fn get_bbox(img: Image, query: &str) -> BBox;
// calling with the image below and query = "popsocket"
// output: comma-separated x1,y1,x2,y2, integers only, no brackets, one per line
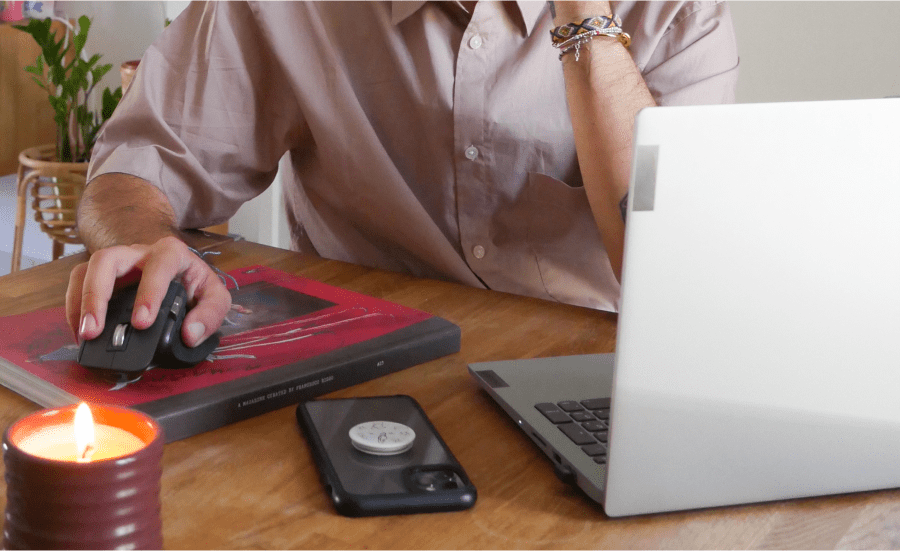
349,421,415,455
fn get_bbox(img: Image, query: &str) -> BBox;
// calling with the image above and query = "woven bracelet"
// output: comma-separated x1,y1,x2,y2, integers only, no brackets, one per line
550,15,631,61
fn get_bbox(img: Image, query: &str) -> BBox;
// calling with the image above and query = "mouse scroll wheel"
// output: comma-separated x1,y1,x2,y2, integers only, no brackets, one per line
112,323,129,348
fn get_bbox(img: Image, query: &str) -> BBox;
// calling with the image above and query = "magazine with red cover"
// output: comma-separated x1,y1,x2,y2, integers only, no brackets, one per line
0,265,461,441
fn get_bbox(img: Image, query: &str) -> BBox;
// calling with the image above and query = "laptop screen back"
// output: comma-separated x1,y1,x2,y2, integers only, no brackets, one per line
604,99,900,516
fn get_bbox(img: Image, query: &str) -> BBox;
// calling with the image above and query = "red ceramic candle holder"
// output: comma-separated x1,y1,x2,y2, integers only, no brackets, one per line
3,404,164,550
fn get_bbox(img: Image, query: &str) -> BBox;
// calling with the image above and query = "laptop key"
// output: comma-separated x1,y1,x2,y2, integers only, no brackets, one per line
593,456,607,465
557,401,585,412
581,420,606,432
594,409,610,420
581,398,611,410
582,443,608,456
558,422,595,445
535,403,562,414
592,431,609,443
542,410,573,424
570,411,594,422
535,403,573,424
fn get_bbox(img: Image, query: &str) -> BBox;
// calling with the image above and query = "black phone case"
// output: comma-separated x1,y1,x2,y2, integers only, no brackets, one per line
296,395,477,517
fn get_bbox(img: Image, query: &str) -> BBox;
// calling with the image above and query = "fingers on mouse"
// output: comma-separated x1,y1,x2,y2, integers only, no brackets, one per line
77,280,221,384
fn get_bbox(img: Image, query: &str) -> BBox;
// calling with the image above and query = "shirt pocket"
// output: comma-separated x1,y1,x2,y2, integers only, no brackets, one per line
523,172,620,312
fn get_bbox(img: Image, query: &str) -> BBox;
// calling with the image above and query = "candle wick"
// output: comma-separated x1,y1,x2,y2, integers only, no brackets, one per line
78,443,96,463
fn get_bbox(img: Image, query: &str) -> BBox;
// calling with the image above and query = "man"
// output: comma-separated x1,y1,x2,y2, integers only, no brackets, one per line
67,1,739,348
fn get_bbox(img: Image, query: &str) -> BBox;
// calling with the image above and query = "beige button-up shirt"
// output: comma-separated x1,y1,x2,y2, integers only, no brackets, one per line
89,1,739,312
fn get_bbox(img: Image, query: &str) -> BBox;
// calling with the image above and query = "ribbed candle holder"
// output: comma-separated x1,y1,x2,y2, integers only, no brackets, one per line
3,404,163,550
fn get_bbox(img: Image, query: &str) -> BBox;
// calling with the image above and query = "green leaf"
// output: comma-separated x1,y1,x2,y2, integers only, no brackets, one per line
59,133,72,163
101,86,123,121
46,25,66,66
83,53,102,70
47,94,66,115
28,75,47,92
12,18,50,46
64,65,89,98
97,61,112,74
49,63,66,88
72,15,90,57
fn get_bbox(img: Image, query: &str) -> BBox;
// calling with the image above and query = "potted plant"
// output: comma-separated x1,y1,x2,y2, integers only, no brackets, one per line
15,15,122,162
9,14,122,272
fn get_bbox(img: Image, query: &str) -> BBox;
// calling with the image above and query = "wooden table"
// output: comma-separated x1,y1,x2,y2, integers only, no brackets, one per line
1,236,899,549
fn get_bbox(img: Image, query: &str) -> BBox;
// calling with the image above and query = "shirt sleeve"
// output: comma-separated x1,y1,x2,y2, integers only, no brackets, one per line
631,1,740,106
87,0,306,229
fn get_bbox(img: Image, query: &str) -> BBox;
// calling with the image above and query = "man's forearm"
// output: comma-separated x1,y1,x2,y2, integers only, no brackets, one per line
77,173,182,253
551,2,656,282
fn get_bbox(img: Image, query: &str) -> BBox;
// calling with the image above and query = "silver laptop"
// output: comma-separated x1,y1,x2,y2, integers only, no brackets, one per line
469,98,900,517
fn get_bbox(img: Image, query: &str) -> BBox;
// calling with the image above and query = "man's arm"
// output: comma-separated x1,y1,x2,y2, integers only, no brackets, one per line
67,173,232,347
67,2,304,346
549,1,656,283
77,173,180,251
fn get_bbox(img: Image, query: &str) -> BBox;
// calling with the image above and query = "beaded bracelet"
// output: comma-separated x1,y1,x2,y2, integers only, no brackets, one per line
550,15,631,61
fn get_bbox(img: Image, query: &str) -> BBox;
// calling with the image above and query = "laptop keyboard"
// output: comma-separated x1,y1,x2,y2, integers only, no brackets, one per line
535,398,610,464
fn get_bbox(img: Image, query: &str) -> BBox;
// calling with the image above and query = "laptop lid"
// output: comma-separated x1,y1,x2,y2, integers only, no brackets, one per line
604,98,900,516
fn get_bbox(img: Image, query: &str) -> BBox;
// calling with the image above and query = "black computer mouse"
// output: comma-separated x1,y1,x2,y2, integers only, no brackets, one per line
77,280,221,384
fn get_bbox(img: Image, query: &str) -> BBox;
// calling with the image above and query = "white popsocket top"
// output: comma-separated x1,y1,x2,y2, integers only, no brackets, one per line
349,421,416,455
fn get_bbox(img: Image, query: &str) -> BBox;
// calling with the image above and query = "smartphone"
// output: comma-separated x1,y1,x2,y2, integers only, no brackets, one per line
296,395,477,517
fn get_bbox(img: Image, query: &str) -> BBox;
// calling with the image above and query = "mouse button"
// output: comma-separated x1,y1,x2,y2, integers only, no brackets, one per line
160,280,183,311
113,326,159,369
158,318,177,353
107,285,139,322
77,340,115,370
168,331,219,367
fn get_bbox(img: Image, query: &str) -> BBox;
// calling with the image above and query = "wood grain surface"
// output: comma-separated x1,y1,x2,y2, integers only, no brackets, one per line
1,236,899,549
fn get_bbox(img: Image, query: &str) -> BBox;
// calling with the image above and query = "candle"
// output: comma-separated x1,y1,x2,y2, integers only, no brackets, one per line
3,403,164,550
16,403,146,462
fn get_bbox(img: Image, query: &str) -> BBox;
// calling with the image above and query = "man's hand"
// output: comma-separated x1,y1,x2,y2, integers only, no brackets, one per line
66,236,232,348
69,173,232,347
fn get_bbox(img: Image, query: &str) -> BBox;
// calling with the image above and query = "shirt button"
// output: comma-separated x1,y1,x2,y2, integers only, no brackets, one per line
472,245,486,259
465,146,479,160
468,34,483,50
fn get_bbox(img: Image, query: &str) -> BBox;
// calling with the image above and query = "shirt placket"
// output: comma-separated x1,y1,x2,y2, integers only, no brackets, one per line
453,5,491,280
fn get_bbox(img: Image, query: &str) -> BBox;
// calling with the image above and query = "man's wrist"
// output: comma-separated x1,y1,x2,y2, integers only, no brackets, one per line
78,173,181,252
548,1,613,26
552,16,630,61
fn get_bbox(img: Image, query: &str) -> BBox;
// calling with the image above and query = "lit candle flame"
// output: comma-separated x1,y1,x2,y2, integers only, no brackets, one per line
74,402,96,462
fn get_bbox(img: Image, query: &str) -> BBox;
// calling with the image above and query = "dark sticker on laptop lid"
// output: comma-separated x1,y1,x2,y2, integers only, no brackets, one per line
633,145,659,212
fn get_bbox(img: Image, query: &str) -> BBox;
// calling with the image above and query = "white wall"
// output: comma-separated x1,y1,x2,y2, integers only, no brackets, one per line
730,1,900,103
54,1,166,100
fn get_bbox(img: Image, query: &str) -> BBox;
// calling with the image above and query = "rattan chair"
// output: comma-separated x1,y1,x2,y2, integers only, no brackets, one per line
10,144,88,272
